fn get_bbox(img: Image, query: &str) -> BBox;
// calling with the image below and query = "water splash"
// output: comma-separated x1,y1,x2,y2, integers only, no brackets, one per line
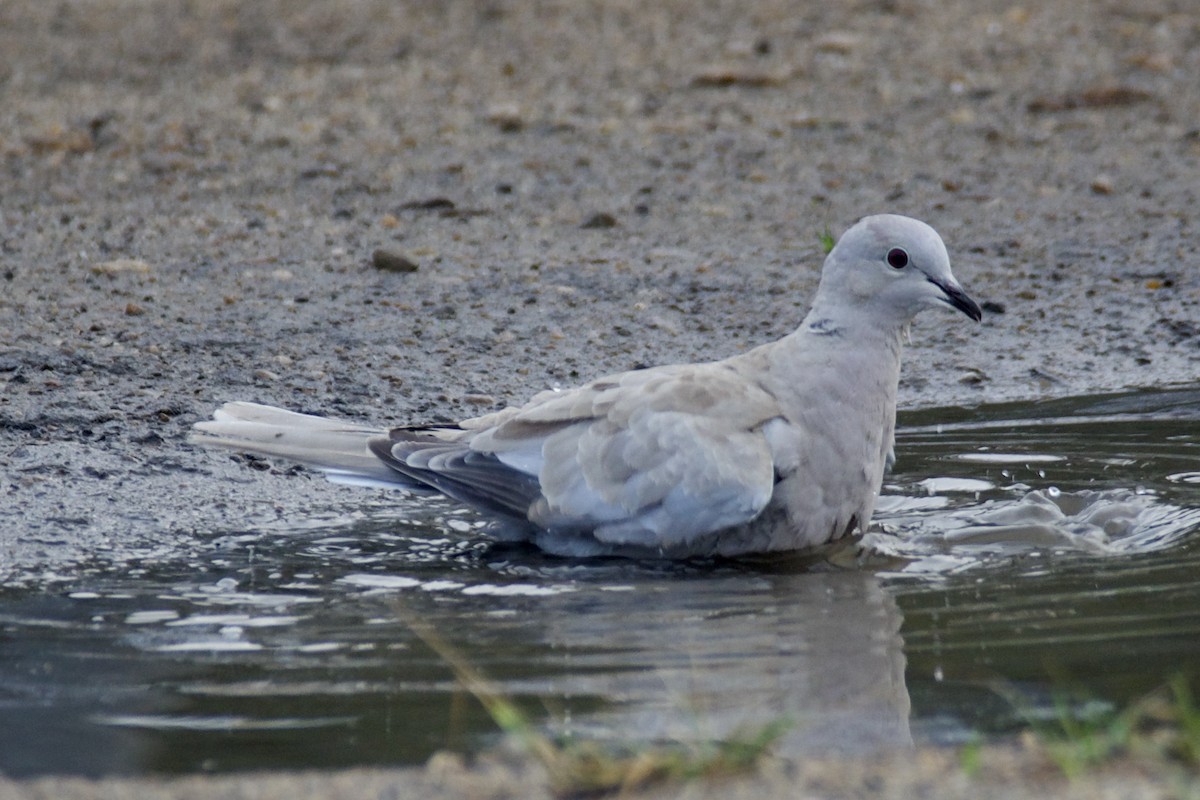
867,386,1200,575
870,486,1200,573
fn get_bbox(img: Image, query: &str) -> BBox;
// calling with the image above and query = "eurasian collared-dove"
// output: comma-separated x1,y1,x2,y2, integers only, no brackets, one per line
191,214,981,558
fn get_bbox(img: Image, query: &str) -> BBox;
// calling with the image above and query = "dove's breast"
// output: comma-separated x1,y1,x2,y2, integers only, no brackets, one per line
712,328,903,556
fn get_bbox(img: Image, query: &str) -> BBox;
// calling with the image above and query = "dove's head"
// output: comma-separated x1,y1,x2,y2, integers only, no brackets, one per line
817,214,982,326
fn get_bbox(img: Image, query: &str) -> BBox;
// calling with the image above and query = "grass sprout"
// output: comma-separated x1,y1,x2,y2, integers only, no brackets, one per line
818,226,836,255
958,733,983,777
397,607,789,797
1000,674,1200,780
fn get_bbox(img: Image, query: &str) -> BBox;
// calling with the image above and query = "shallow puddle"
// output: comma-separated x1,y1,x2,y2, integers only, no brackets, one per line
1,387,1198,776
881,387,1200,744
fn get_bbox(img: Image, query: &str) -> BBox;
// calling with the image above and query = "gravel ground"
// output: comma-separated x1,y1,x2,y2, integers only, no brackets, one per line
2,0,1199,796
1,747,1196,800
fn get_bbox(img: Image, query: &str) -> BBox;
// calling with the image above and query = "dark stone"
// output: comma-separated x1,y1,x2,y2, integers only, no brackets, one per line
372,249,419,273
581,212,618,229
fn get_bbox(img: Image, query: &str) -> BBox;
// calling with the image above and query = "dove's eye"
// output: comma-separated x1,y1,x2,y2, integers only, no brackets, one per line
886,248,909,269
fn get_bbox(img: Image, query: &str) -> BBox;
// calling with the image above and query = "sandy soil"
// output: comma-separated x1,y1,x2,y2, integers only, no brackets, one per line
1,747,1196,800
2,0,1199,796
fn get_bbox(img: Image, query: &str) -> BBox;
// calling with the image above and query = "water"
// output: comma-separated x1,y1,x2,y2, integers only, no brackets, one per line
2,387,1199,777
883,388,1200,742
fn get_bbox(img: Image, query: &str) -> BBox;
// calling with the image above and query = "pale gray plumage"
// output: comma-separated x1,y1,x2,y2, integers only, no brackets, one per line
191,214,982,558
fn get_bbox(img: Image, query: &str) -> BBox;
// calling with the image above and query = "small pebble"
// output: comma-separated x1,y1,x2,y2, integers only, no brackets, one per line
486,102,524,132
27,124,94,155
580,213,618,229
462,394,496,406
372,249,419,273
691,67,786,88
92,259,151,276
400,197,455,212
1128,52,1172,73
1091,175,1115,195
1028,86,1154,113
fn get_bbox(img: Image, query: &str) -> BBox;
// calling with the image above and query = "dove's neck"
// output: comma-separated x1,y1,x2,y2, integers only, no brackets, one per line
796,293,912,351
762,298,908,410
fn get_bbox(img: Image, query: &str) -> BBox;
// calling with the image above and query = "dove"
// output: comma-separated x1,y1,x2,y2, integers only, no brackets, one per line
191,214,982,558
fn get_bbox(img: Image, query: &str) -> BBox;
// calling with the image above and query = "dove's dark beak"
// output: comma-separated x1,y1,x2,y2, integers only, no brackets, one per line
931,278,983,322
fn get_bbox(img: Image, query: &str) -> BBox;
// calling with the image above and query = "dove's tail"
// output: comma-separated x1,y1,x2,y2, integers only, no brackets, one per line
189,401,427,491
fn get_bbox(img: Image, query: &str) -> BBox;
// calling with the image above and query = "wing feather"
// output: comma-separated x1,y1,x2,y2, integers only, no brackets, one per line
368,434,542,520
479,362,783,545
367,360,786,550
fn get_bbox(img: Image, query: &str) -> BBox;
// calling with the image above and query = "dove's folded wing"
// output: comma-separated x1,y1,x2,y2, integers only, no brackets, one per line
454,362,784,548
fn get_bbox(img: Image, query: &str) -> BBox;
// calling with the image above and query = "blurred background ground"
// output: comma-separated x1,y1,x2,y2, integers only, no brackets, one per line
1,0,1199,796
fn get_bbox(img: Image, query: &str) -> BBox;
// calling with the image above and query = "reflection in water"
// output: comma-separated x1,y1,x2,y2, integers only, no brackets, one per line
0,535,912,776
1,387,1199,776
893,536,1200,743
519,569,911,756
